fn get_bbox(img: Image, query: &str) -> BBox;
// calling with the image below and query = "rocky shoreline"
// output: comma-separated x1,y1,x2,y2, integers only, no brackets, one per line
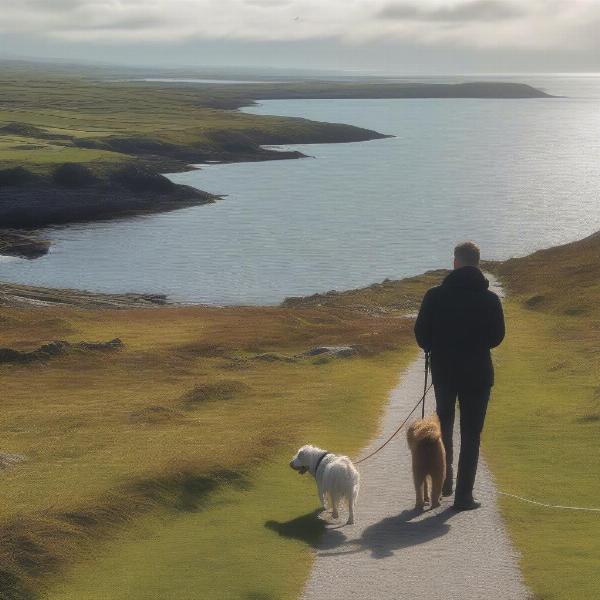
0,230,51,259
0,279,168,309
0,120,388,260
0,70,553,275
0,163,218,259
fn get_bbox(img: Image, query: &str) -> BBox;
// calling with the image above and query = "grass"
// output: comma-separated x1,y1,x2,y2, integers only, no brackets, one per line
283,269,448,312
41,349,408,600
484,231,600,600
0,295,423,599
3,229,599,599
0,63,385,176
43,461,324,600
0,60,548,177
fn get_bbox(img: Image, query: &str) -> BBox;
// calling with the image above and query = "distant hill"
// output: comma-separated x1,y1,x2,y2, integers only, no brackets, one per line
241,81,551,102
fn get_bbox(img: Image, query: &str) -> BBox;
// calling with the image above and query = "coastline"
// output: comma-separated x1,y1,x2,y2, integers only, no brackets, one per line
0,166,217,259
0,120,388,259
0,230,50,260
0,61,595,600
0,65,551,264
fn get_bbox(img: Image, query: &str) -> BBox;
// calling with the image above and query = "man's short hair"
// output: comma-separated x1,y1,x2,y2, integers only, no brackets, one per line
454,241,480,267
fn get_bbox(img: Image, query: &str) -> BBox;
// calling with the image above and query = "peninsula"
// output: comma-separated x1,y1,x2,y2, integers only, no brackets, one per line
0,61,551,258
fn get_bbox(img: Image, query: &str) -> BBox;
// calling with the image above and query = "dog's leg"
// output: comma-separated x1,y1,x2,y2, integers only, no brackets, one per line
413,457,426,509
331,493,339,520
424,475,431,505
347,484,359,525
347,493,355,525
431,471,443,509
317,483,326,511
431,449,445,509
413,470,425,510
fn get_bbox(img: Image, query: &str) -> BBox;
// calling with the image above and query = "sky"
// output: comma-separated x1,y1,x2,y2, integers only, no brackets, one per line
1,0,599,74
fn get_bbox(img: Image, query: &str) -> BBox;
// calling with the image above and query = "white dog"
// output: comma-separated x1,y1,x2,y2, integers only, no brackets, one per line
289,444,360,525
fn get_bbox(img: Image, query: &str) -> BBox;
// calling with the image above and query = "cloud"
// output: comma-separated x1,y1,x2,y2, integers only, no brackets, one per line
244,0,293,7
379,1,524,22
0,0,598,52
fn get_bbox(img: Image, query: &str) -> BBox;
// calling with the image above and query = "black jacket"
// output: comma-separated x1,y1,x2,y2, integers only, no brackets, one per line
414,267,505,389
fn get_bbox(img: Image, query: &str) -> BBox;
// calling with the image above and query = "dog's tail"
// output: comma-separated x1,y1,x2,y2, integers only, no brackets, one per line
420,424,441,445
407,415,442,446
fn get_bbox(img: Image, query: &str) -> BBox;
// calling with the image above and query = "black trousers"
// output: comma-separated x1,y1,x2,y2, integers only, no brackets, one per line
434,384,491,501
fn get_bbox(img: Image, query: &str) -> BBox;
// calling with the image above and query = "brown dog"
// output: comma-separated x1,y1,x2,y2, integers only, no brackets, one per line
406,415,446,509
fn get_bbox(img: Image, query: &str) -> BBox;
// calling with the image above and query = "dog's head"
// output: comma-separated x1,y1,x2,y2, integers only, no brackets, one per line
289,444,319,476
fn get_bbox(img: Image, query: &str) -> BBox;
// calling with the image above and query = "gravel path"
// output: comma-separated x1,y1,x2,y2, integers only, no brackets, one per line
301,354,530,600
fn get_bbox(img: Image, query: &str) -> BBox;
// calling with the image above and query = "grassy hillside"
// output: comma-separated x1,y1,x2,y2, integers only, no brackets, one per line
283,270,448,314
0,61,391,255
0,61,550,257
1,229,598,599
485,232,600,600
0,270,438,598
0,61,549,177
0,63,388,176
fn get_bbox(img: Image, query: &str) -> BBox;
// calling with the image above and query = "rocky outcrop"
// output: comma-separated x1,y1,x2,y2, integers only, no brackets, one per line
0,453,26,470
0,280,167,308
0,165,216,230
302,346,357,358
0,230,50,259
0,338,124,364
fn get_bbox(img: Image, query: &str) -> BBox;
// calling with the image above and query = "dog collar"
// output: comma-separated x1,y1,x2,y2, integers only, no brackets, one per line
314,451,330,475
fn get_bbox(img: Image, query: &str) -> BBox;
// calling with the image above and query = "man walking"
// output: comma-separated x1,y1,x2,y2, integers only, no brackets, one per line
414,242,505,510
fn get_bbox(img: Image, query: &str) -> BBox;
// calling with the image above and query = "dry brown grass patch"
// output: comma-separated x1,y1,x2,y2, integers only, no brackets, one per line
180,380,250,406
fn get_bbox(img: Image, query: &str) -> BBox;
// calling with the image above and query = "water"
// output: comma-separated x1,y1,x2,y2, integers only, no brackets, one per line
136,78,282,84
2,75,600,304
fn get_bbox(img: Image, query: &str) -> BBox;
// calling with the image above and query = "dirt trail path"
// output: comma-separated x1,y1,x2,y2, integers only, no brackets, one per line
301,354,530,600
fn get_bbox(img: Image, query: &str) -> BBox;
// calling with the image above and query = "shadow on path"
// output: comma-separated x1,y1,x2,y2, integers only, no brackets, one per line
266,506,455,559
360,506,455,558
312,507,456,559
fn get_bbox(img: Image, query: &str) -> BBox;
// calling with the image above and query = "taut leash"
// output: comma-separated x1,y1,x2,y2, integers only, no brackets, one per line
355,353,433,465
421,351,430,419
354,352,600,513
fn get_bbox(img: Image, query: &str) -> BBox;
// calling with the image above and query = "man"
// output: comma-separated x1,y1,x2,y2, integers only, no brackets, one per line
414,241,505,511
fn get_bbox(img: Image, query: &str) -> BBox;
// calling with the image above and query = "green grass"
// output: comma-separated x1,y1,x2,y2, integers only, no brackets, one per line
0,301,418,599
485,232,600,600
0,64,384,175
0,141,123,170
43,460,323,600
42,350,412,600
4,231,600,599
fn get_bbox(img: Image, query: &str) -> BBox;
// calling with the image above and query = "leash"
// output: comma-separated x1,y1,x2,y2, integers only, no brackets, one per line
496,491,600,513
354,351,600,513
355,353,433,465
421,351,430,419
